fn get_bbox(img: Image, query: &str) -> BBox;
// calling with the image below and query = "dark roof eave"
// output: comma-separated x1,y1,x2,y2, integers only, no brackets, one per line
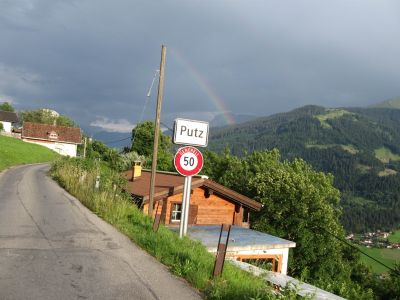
141,179,205,202
0,111,18,122
21,136,81,145
203,180,262,211
137,178,261,211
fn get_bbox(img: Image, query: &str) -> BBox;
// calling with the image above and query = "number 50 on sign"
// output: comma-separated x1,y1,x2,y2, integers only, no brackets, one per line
174,146,204,177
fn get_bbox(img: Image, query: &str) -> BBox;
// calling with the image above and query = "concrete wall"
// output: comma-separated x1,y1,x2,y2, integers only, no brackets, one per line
22,138,78,157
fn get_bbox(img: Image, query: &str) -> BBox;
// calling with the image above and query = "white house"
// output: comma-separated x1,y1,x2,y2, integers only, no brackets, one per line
0,110,18,133
22,122,82,157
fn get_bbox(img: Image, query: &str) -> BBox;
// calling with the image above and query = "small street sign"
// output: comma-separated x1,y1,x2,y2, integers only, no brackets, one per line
174,146,204,177
173,118,209,147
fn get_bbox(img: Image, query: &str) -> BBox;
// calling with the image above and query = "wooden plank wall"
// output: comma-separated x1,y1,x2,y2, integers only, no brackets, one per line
164,187,236,225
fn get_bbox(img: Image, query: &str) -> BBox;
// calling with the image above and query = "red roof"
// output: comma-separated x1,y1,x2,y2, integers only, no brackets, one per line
0,111,18,122
22,122,82,144
122,170,262,211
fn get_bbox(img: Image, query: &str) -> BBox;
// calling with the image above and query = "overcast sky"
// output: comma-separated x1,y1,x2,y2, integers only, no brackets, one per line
1,0,400,135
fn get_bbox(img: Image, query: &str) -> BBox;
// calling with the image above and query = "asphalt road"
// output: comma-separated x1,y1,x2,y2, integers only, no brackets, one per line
0,164,202,300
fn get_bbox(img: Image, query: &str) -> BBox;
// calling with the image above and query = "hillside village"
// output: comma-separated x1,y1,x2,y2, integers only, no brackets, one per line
347,231,400,249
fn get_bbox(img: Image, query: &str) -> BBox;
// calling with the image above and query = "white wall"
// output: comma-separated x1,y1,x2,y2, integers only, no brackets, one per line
0,121,12,133
23,139,78,157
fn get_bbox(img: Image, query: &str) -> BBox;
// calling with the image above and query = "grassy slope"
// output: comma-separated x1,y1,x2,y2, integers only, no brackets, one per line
0,135,58,171
388,229,400,243
315,109,353,128
370,97,400,109
359,246,400,274
374,147,400,163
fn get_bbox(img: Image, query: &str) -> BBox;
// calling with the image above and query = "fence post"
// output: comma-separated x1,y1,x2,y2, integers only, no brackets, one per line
94,175,100,191
213,224,232,277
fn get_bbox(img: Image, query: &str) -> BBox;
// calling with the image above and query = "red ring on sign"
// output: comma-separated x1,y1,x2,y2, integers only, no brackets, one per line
174,146,204,176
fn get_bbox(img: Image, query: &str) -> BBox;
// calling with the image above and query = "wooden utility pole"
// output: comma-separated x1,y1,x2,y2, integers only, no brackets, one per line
148,45,166,216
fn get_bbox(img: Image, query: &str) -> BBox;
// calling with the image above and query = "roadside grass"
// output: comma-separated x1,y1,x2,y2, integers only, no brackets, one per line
388,229,400,243
0,135,58,171
358,245,400,274
50,157,290,300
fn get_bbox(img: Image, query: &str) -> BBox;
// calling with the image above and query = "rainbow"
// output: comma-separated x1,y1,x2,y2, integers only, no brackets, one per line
170,47,236,125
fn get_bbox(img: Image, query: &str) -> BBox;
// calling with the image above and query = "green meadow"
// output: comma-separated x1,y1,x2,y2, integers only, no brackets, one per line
388,229,400,243
0,135,58,171
359,245,400,274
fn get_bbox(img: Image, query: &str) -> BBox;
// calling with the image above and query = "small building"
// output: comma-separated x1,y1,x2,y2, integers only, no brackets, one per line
122,164,262,228
22,122,82,157
122,164,296,274
180,225,296,275
0,110,18,133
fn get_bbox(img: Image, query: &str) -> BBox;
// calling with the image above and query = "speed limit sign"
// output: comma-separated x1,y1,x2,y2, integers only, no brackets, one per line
174,146,204,176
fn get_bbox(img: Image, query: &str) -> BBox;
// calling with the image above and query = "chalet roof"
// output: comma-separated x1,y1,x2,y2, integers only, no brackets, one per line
122,170,262,211
179,225,296,251
0,110,18,122
22,122,82,144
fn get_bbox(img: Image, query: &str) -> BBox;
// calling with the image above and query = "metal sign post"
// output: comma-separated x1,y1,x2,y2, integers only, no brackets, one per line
173,119,208,238
179,175,192,238
174,146,203,238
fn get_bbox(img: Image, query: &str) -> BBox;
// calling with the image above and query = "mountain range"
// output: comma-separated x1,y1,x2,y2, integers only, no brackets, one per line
208,99,400,233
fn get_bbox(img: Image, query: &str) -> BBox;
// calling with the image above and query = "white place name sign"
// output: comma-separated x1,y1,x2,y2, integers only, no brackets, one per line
173,118,209,147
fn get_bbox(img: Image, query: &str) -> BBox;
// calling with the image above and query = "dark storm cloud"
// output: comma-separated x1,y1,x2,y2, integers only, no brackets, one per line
1,0,400,133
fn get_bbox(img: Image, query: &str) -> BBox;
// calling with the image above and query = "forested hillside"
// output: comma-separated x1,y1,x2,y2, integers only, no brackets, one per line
209,104,400,232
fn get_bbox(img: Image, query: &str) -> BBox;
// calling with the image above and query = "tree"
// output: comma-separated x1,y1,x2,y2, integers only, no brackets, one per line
19,109,76,127
203,149,374,299
0,102,15,112
131,121,173,171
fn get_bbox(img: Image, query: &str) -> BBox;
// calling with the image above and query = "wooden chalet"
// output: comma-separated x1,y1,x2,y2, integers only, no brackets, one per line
122,163,262,227
123,163,296,275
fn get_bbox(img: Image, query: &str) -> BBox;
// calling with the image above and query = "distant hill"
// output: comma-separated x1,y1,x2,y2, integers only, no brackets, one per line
89,114,257,149
209,105,400,233
87,130,131,149
369,97,400,109
210,113,257,127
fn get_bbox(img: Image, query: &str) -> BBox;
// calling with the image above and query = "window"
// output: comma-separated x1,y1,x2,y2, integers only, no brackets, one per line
170,203,182,222
243,207,250,223
48,131,58,140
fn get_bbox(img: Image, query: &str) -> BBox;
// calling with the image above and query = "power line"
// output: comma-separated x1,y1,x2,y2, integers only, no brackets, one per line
102,136,131,144
160,121,173,131
88,69,161,147
312,225,400,277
